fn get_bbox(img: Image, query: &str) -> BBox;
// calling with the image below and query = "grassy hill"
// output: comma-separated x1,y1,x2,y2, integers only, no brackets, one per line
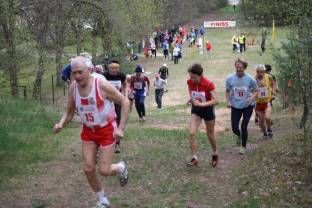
1,5,311,208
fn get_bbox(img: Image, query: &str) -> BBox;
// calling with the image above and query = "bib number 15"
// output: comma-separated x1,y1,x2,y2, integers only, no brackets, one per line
85,113,94,122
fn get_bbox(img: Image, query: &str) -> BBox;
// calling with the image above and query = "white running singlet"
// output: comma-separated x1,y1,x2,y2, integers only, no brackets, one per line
74,77,116,127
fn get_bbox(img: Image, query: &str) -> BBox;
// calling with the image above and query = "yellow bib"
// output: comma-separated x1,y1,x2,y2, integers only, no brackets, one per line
256,74,272,103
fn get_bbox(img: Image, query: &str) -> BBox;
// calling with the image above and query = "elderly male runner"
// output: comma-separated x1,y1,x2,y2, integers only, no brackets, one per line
254,64,276,139
53,56,130,208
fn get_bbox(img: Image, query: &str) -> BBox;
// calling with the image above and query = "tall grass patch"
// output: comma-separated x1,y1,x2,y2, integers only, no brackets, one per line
0,98,61,190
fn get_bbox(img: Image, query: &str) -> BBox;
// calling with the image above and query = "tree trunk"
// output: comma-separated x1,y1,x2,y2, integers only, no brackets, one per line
1,1,19,97
91,30,97,65
32,47,47,99
55,46,64,87
7,32,18,97
76,18,83,55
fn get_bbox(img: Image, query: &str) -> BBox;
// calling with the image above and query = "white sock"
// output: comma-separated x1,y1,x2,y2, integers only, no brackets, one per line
96,190,109,205
192,155,198,160
118,161,126,173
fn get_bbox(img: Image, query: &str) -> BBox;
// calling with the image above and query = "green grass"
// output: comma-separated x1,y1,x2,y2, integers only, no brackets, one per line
0,7,305,207
219,5,241,14
108,127,236,207
231,115,312,208
0,98,63,190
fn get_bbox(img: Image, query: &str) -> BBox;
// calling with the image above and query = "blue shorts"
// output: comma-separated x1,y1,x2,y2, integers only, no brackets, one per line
191,106,215,121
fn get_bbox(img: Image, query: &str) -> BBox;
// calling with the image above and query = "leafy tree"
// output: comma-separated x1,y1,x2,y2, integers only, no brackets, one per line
20,0,54,99
241,0,312,26
0,0,19,96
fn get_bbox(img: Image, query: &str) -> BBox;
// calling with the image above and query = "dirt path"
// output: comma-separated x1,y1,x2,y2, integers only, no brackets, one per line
0,122,244,208
0,8,290,208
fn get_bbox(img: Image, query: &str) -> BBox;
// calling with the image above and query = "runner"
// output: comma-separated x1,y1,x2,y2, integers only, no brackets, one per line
265,64,279,105
205,40,212,58
158,63,169,92
186,63,219,167
225,58,258,154
130,64,150,121
255,64,276,139
153,73,166,109
53,56,130,208
103,60,126,154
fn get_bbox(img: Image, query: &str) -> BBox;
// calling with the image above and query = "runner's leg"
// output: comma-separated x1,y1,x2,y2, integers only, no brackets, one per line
241,105,254,148
256,110,267,135
231,107,243,138
205,119,217,154
82,142,102,192
189,114,202,156
265,104,272,130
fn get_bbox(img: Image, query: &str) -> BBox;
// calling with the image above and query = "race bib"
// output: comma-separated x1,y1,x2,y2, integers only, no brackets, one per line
134,82,143,90
258,87,269,98
109,80,122,90
233,87,247,100
191,91,206,102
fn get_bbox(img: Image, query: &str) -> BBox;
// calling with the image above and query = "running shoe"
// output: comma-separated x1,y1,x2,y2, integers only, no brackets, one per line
186,157,199,167
95,201,110,208
119,161,128,187
211,155,218,168
263,132,268,140
239,147,246,154
115,142,121,154
268,129,273,139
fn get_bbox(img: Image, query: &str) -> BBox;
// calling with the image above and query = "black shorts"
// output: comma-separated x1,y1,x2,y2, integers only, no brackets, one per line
191,106,215,121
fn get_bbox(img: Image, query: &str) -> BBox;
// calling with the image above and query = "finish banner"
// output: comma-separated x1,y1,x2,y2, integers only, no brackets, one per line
204,21,236,28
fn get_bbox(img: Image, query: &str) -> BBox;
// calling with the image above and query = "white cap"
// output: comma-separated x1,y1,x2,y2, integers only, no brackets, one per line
163,63,167,67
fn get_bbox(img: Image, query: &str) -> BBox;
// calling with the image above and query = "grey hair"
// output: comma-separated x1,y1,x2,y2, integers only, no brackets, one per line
255,64,266,71
71,56,93,69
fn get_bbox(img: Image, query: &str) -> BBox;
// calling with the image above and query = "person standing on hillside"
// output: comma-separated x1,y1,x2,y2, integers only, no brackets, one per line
225,58,258,154
103,60,126,154
153,73,166,109
205,40,212,58
261,27,268,53
186,63,219,167
254,64,276,139
53,56,130,208
173,44,180,64
231,35,238,52
162,40,169,60
158,63,169,92
150,39,157,59
238,33,246,53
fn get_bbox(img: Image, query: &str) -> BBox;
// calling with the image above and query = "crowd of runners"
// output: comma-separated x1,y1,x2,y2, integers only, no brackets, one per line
55,24,278,207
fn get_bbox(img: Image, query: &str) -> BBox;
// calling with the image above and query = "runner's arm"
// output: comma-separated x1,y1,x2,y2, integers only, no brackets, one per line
53,84,76,133
203,90,218,106
225,89,231,108
192,90,219,107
